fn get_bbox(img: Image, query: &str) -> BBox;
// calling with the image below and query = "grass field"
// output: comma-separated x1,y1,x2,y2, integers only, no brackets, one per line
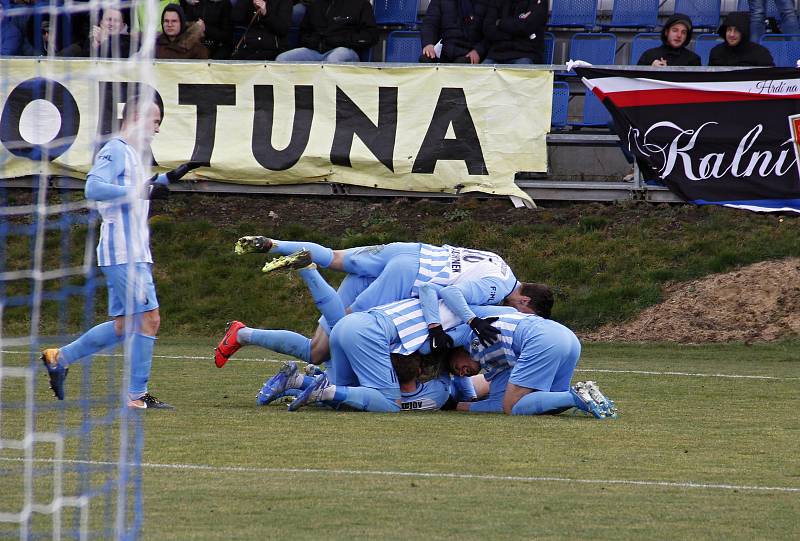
2,337,799,540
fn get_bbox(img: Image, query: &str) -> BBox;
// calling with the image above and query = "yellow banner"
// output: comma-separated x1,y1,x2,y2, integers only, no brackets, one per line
0,59,552,201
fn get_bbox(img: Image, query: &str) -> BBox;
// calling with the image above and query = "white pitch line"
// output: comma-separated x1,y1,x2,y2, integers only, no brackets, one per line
2,350,797,381
0,456,797,494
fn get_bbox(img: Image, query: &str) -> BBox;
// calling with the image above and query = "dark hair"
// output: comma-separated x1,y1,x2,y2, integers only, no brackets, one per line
520,282,554,319
391,353,422,385
121,94,164,123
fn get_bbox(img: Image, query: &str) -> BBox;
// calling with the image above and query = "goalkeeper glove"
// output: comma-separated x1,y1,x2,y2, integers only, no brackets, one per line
428,324,453,353
469,316,500,347
165,161,210,183
147,183,170,200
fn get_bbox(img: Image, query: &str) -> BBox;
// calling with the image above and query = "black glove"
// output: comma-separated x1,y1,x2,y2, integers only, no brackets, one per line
469,316,500,347
428,324,454,353
147,183,170,200
165,161,210,183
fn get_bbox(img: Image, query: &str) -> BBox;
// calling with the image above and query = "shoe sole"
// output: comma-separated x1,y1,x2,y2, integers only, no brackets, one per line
215,321,244,368
234,236,273,255
41,351,66,400
261,250,312,273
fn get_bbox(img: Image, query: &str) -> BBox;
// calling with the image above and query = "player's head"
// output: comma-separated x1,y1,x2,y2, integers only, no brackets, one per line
121,95,164,143
447,348,480,378
391,353,422,385
503,282,554,318
161,4,185,39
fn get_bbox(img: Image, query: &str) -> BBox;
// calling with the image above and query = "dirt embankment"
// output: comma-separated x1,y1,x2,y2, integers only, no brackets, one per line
583,258,800,343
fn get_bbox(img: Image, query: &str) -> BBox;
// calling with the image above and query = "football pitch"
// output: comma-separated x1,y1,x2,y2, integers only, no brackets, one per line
2,338,799,540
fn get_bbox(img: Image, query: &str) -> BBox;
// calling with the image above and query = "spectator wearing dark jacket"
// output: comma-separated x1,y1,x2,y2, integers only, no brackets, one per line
1,0,25,55
276,0,377,62
637,13,700,66
419,0,488,64
59,8,135,58
156,3,208,59
181,0,232,59
709,11,774,66
231,0,290,60
482,0,547,64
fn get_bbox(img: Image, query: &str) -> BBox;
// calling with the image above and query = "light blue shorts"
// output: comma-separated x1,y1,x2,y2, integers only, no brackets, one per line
101,263,159,317
509,319,581,392
328,312,401,400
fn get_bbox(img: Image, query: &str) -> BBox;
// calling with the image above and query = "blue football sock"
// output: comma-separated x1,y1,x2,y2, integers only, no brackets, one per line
59,321,123,365
299,267,346,328
129,333,155,399
512,391,575,416
241,329,311,362
326,387,401,413
271,240,334,267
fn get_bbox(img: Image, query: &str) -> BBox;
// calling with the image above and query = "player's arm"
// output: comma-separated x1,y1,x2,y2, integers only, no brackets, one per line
427,281,502,346
84,145,130,201
419,283,453,353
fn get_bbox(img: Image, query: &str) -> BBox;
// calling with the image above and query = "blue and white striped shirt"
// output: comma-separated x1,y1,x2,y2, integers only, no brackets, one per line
413,244,516,301
371,298,460,355
87,139,152,267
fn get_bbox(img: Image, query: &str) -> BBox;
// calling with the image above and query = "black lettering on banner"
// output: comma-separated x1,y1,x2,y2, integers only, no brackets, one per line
252,85,313,171
331,86,397,171
412,87,487,175
0,77,80,160
178,84,236,163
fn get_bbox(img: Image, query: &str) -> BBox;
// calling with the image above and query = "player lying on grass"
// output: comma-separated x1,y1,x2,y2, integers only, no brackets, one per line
231,237,538,364
40,94,207,409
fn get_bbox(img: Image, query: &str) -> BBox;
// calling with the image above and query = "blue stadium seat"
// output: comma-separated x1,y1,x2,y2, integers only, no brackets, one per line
603,0,659,30
385,30,422,62
548,0,598,31
563,32,617,75
693,33,723,65
760,34,800,66
543,32,556,64
673,0,721,30
551,81,570,128
569,88,611,128
738,0,780,20
374,0,419,27
629,32,661,64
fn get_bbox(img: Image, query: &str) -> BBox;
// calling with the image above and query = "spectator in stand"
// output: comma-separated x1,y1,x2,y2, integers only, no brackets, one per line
419,0,488,64
749,0,799,43
181,0,231,59
637,13,700,67
276,0,377,63
155,3,208,59
481,0,548,64
291,0,309,27
0,0,25,55
709,11,774,66
59,7,135,58
231,0,290,60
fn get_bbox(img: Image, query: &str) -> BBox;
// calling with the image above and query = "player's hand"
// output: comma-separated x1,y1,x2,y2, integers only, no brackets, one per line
469,316,500,347
234,235,272,255
165,161,210,183
428,324,454,353
147,183,170,200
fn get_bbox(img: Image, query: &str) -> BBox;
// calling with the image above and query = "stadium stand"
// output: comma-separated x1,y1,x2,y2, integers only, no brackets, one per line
385,30,422,62
629,32,662,64
562,32,617,75
602,0,660,31
374,0,419,27
548,0,598,31
694,33,724,65
551,81,570,128
760,33,800,66
543,32,556,64
674,0,722,30
737,0,781,20
569,88,612,127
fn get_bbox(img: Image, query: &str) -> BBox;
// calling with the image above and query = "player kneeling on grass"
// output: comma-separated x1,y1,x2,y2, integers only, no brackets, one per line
40,95,208,409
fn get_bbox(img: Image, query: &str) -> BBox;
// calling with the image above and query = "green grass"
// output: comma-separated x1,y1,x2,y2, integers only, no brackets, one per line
3,196,800,338
2,338,799,540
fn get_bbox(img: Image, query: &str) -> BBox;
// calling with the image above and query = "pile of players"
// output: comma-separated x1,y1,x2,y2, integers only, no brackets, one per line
213,237,618,419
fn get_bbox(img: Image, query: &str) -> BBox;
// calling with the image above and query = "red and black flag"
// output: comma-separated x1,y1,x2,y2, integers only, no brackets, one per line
576,66,800,213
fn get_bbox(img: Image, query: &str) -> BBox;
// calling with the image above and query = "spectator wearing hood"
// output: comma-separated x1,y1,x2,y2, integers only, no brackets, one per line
181,0,232,59
419,0,488,64
230,0,291,60
276,0,377,63
156,3,208,59
637,13,700,66
709,11,774,66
